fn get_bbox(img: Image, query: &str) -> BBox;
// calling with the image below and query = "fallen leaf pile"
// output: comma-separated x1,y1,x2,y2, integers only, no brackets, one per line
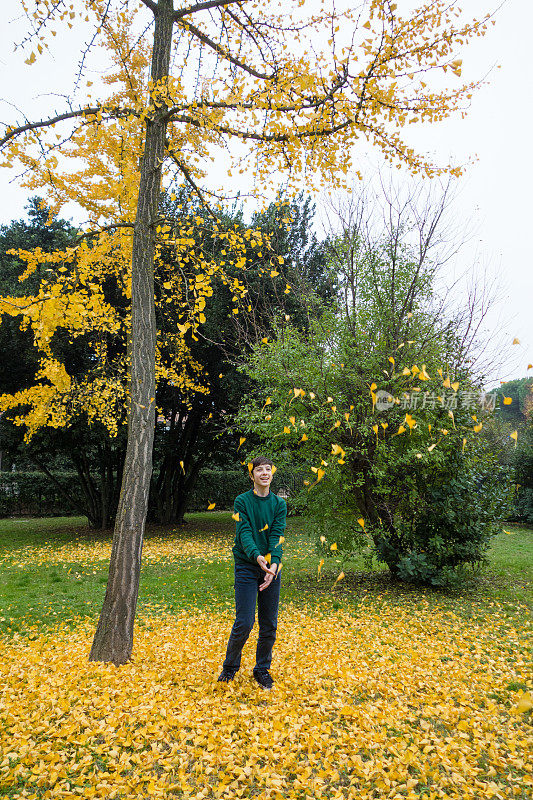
0,534,232,568
1,601,531,800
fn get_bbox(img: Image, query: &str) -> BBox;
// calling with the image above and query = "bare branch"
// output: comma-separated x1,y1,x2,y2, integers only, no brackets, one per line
166,146,218,220
178,19,274,80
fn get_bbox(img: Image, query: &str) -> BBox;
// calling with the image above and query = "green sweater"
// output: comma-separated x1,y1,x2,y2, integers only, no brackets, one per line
232,489,287,566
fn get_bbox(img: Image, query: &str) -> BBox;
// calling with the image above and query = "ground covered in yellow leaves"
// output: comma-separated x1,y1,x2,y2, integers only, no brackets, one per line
1,599,531,800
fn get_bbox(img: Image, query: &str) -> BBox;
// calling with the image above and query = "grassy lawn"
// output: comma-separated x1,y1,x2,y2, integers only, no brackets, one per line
0,513,531,637
0,513,531,800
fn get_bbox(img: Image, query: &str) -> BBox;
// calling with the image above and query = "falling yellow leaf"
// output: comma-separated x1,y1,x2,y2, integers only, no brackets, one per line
510,430,518,446
513,691,533,714
237,436,246,451
318,557,324,577
451,381,459,392
320,535,326,543
271,465,277,475
512,337,520,345
275,562,283,577
207,502,216,510
428,443,437,452
357,518,365,528
397,424,406,435
402,367,411,376
330,543,337,551
388,356,395,365
503,529,515,535
299,433,308,443
503,396,512,405
261,523,269,531
443,377,451,388
462,437,467,452
473,423,483,433
527,364,532,370
180,460,185,474
283,426,291,434
333,571,345,586
232,512,240,521
265,552,272,564
278,536,285,544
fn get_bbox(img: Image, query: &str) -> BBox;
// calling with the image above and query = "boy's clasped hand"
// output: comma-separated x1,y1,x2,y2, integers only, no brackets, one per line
256,555,277,591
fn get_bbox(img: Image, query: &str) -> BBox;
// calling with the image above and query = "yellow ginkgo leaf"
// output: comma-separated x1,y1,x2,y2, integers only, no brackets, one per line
275,562,283,577
388,356,395,365
512,337,520,345
503,529,515,535
513,691,533,714
330,542,337,551
510,430,518,445
208,502,216,510
333,571,345,586
320,535,326,543
261,337,268,344
357,518,365,528
180,460,185,473
283,426,291,434
451,381,459,392
278,536,285,544
473,423,483,433
318,557,324,576
462,437,467,452
316,468,325,482
247,462,253,472
381,422,388,429
261,523,269,531
271,465,277,475
237,436,246,451
370,383,377,391
232,512,240,521
443,377,451,388
299,433,308,443
265,552,272,564
372,424,379,434
397,424,406,435
428,443,437,452
503,396,512,405
528,364,533,370
402,367,411,376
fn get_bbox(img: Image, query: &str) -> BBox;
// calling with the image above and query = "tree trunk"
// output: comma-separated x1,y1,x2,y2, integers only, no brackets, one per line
89,0,174,665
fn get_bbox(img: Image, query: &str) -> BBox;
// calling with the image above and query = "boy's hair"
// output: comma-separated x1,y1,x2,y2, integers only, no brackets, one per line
249,456,273,478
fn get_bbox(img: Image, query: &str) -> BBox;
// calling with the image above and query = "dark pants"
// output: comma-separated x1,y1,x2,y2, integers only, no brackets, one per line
222,559,281,673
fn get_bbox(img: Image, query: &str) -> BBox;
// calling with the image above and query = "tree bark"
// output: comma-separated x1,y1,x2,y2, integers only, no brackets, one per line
89,0,174,665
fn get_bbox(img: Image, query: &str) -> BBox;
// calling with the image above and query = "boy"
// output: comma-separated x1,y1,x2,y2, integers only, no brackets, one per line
217,456,287,689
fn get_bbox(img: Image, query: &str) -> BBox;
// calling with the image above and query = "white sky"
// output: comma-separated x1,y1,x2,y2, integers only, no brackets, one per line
0,0,531,389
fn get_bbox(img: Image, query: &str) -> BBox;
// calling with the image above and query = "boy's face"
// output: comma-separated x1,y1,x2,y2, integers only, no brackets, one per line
252,463,272,491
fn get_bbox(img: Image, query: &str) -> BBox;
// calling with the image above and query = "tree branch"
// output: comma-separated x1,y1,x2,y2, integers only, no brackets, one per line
139,0,158,13
174,0,244,20
178,19,274,80
0,106,137,148
166,147,218,220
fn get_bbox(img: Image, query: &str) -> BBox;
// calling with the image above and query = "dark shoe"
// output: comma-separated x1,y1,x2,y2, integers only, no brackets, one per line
253,669,274,689
217,668,237,682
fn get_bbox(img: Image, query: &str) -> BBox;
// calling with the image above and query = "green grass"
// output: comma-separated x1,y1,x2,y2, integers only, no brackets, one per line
0,513,531,639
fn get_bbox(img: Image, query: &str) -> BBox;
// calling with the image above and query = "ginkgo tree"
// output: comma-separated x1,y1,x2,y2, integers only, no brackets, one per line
1,0,493,663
